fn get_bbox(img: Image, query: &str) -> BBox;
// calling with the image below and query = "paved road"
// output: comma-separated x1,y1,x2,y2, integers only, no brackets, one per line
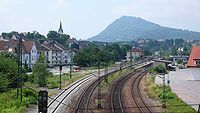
155,68,200,111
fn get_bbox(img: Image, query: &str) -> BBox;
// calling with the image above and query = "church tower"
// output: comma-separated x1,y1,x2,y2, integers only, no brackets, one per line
58,21,63,34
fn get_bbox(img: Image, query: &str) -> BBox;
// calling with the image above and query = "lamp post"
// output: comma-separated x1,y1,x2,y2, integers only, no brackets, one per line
8,48,12,52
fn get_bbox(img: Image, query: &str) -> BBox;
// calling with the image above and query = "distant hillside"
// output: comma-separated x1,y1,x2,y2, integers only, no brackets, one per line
89,16,200,42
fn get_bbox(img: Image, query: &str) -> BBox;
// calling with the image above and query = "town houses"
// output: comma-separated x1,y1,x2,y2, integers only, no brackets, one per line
0,22,76,69
0,35,74,69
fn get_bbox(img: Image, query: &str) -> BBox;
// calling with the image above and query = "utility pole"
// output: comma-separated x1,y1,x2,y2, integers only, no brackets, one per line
162,73,166,108
97,62,102,109
120,61,123,70
20,38,23,102
167,73,170,86
69,49,73,79
17,38,23,102
69,62,72,79
130,49,133,67
104,65,108,84
59,64,62,89
16,43,19,99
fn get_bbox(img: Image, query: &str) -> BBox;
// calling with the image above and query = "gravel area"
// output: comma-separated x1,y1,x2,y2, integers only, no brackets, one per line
121,74,140,112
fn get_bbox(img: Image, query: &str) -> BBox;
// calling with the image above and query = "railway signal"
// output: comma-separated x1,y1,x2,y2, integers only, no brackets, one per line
38,90,48,113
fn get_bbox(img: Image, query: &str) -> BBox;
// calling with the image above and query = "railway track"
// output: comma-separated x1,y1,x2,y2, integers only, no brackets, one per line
75,76,104,113
74,63,142,113
131,70,153,113
111,71,137,113
48,63,129,113
47,75,94,113
110,64,153,113
48,61,151,113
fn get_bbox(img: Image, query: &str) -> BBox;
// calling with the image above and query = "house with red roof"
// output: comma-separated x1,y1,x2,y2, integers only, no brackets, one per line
126,47,143,61
186,46,200,68
0,36,38,68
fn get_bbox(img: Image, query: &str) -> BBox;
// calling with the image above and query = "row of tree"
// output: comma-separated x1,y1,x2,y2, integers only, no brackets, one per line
73,43,132,67
134,39,191,56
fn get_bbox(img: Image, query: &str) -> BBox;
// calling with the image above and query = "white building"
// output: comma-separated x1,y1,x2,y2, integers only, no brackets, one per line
0,37,38,68
40,41,72,66
126,47,143,60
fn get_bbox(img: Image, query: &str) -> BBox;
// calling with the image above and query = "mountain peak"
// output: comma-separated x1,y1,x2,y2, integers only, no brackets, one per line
88,16,200,42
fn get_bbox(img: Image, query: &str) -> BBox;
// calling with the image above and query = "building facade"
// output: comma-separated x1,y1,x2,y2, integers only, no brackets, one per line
126,47,143,60
170,55,189,64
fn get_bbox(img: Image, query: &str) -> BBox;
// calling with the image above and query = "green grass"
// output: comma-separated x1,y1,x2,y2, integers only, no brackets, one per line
0,89,37,113
145,75,196,113
26,70,97,96
47,70,98,89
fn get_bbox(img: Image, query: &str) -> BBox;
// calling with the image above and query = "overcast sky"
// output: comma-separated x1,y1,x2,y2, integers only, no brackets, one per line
0,0,200,39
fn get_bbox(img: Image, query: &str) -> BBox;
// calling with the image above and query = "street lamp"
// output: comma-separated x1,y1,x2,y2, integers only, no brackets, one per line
8,48,12,52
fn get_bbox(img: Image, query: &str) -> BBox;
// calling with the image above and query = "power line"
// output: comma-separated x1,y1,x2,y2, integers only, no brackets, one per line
0,76,20,90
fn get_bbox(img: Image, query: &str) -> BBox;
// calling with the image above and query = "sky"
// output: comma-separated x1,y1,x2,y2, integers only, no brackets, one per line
0,0,200,40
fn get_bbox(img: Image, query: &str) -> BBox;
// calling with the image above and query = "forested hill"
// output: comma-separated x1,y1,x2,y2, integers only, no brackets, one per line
88,16,200,42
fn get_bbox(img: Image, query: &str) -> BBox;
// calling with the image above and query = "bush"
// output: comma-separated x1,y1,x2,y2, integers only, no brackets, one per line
23,89,37,98
48,81,59,89
0,89,37,113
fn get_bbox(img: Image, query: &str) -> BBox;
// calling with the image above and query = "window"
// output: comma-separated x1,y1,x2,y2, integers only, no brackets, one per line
196,60,200,65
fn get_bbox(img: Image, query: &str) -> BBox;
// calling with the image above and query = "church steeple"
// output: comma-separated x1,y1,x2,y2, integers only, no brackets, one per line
58,21,63,34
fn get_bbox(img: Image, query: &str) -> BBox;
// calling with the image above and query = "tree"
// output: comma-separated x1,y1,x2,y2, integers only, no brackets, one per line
143,48,152,56
32,54,49,87
27,31,46,40
0,55,18,91
0,51,17,61
171,46,177,55
70,42,79,50
121,44,132,59
153,64,167,74
47,31,70,47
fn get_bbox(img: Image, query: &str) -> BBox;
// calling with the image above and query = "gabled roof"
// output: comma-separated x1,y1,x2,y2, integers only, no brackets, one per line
186,46,200,67
42,43,62,51
128,47,143,52
54,42,68,50
0,39,26,53
35,42,50,51
23,41,34,52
